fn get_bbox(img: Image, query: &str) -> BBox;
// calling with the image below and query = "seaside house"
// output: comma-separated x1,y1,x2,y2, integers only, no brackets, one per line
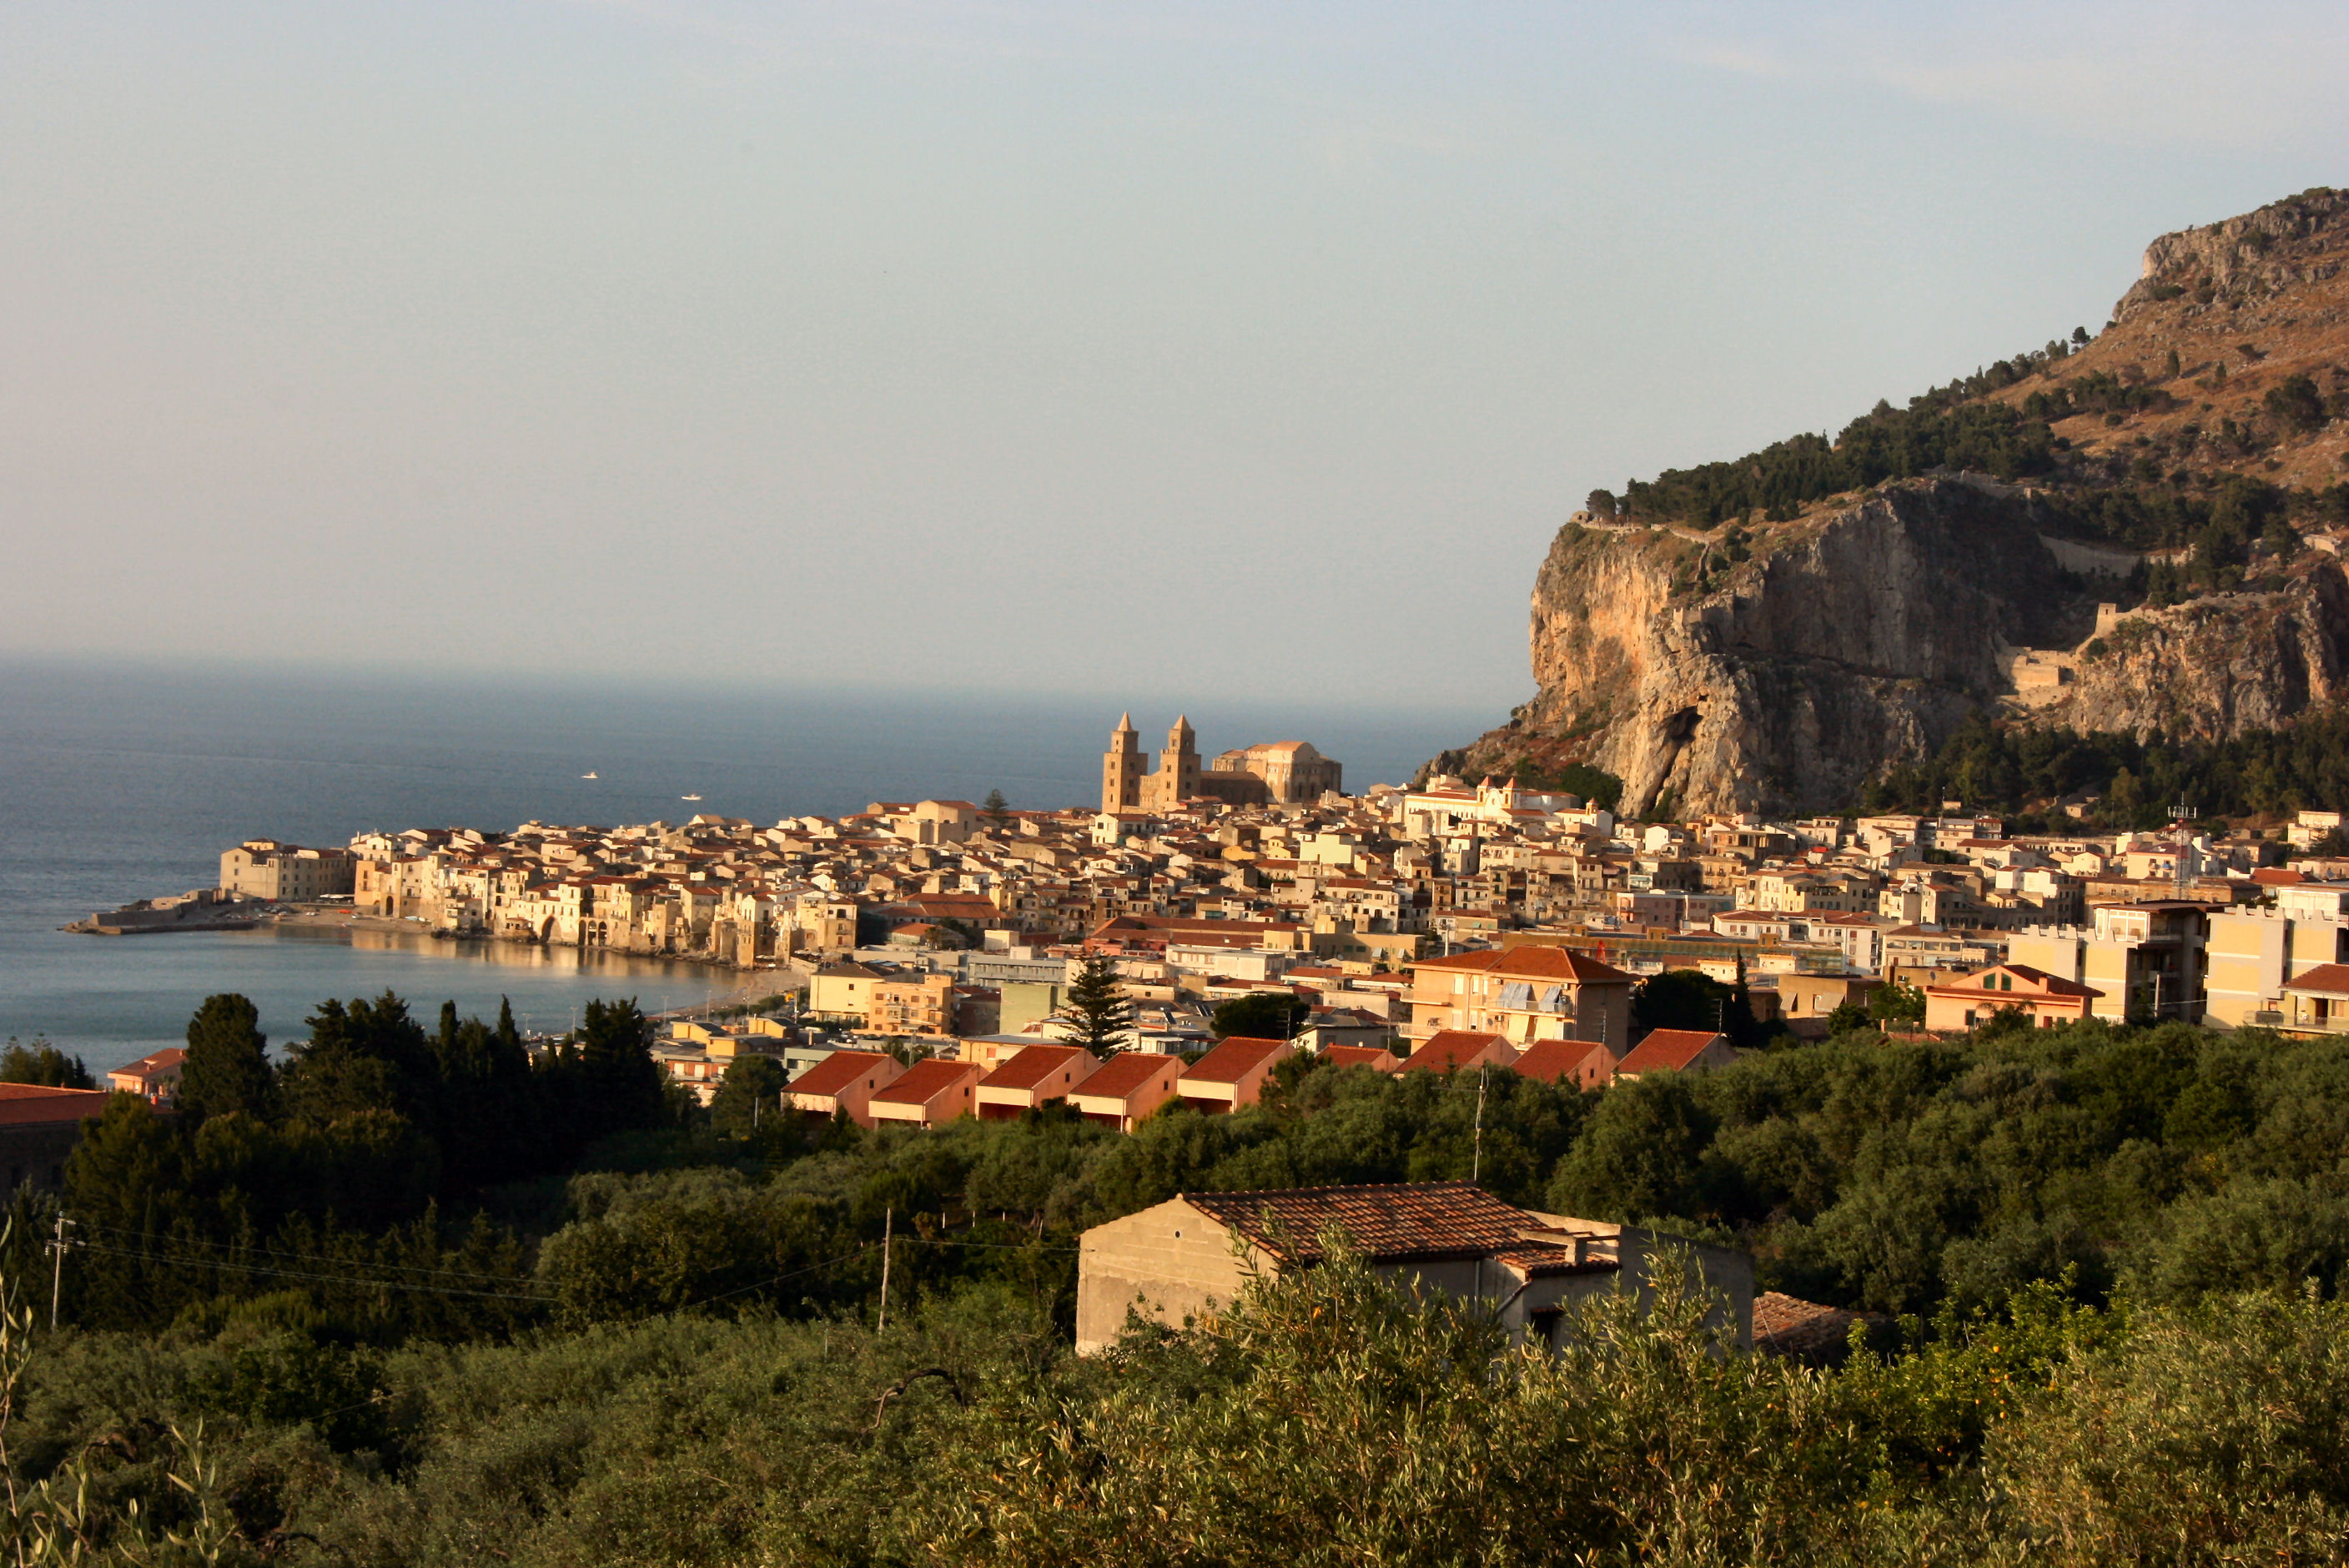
106,1047,185,1104
974,1044,1099,1121
1175,1036,1295,1113
0,1086,113,1197
1067,1053,1184,1132
1406,946,1636,1053
867,1059,983,1128
786,1049,903,1128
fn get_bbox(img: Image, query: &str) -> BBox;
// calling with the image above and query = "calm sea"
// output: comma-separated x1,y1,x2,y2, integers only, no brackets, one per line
0,659,1486,1071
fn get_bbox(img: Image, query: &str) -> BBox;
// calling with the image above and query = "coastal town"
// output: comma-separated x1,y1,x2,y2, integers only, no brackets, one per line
102,710,2349,1126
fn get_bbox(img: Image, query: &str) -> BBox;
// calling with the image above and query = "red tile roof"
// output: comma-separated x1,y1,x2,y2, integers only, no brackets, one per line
1070,1053,1178,1100
1180,1035,1292,1085
1928,963,2101,999
1317,1043,1401,1072
788,1049,896,1098
978,1044,1096,1092
1752,1291,1883,1360
1181,1182,1569,1265
1404,1030,1512,1073
0,1084,112,1126
2284,962,2349,996
869,1059,980,1106
1617,1028,1728,1073
1511,1038,1612,1083
1413,947,1634,984
112,1047,186,1078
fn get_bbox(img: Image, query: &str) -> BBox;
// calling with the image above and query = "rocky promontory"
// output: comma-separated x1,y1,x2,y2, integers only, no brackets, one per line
1433,188,2349,816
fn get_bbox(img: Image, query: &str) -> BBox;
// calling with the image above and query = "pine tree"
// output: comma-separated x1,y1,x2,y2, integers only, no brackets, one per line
983,789,1013,830
1053,955,1135,1056
178,993,274,1120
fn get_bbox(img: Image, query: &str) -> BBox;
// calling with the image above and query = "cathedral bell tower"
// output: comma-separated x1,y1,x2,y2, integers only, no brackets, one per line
1102,712,1143,812
1149,715,1200,810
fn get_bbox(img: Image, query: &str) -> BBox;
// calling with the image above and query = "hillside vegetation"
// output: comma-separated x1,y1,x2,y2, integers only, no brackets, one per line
6,988,2349,1560
1597,187,2349,559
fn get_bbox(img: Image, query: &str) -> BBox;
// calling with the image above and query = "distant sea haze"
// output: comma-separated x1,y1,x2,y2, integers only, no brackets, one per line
0,657,1488,1070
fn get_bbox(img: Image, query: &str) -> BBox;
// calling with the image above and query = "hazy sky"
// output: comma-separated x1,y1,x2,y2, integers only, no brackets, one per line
5,3,2345,715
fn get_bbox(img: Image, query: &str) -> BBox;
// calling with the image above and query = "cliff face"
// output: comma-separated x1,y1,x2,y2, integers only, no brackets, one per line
1435,189,2349,816
2060,571,2349,737
1447,480,2070,815
1442,479,2349,817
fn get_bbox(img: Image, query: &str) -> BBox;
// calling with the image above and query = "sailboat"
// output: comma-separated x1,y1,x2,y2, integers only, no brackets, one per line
581,771,599,780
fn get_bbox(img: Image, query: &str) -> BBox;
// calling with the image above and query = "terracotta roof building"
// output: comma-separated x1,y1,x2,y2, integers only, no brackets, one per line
868,1058,983,1128
1922,963,2101,1033
1402,1029,1516,1075
1176,1036,1295,1113
1067,1052,1184,1133
105,1047,185,1103
1407,946,1635,1054
975,1044,1099,1120
1511,1036,1620,1089
1616,1028,1736,1078
1077,1181,1752,1356
786,1048,903,1128
0,1083,112,1199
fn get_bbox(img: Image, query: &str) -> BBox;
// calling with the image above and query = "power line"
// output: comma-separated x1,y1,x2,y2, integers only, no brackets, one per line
66,1241,557,1304
69,1221,535,1285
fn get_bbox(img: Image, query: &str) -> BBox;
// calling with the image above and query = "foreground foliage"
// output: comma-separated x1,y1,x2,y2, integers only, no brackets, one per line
6,1250,2346,1565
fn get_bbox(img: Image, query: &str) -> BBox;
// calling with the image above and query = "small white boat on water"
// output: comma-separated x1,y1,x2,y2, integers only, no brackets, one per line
581,771,599,779
681,792,703,802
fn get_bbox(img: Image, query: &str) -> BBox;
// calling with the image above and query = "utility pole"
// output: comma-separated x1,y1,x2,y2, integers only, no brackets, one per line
1472,1068,1488,1184
876,1208,893,1334
48,1213,73,1331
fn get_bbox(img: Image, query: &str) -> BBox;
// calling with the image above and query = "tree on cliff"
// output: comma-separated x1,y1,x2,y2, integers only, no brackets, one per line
1054,956,1135,1055
179,993,273,1119
1584,488,1618,519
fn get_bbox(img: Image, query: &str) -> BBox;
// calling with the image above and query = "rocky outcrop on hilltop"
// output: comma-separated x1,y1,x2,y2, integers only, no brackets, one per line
1440,484,2349,817
1434,190,2349,815
1441,480,2090,816
2111,188,2349,328
2062,570,2349,737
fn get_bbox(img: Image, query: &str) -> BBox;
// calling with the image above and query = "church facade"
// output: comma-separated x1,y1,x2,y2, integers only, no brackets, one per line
1101,716,1343,813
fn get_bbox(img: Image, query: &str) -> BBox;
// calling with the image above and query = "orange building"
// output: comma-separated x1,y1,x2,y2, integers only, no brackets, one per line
1923,964,2102,1032
868,1059,983,1128
1176,1036,1294,1113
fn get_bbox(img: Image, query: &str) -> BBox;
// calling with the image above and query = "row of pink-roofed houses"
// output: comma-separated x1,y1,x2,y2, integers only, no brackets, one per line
785,1023,1734,1134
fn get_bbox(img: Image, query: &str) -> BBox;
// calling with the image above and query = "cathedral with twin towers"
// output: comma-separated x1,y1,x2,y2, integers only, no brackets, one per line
1100,713,1343,813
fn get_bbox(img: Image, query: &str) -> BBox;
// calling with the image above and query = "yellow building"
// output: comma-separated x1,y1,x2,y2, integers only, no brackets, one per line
2007,902,2207,1025
1406,946,1635,1054
2203,884,2349,1028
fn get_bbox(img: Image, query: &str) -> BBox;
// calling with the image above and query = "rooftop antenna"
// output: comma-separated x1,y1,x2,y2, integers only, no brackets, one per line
2170,796,2197,900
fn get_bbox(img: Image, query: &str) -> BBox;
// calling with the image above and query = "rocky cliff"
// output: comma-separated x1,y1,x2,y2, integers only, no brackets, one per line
1438,480,2349,817
1434,190,2349,816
